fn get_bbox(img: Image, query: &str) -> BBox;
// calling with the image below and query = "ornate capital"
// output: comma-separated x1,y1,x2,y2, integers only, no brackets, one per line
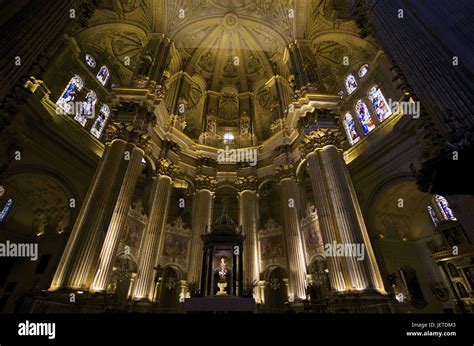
299,129,343,156
194,174,218,192
234,176,258,192
104,122,152,154
156,157,179,177
275,161,296,180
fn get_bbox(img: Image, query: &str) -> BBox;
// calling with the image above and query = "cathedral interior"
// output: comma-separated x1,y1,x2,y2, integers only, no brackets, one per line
0,0,473,316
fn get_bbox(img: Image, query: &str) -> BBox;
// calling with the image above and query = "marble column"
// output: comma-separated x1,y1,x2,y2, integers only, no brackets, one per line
50,139,129,290
306,144,385,293
236,176,260,300
276,163,308,300
132,158,174,300
186,175,216,285
90,145,144,291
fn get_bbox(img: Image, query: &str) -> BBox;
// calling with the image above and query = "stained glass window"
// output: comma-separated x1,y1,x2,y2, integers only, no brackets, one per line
355,100,375,134
435,195,456,221
368,85,392,122
75,90,98,127
343,113,360,145
0,198,13,223
85,54,96,68
338,90,344,98
56,75,84,114
90,104,111,139
427,206,439,226
344,74,358,94
96,66,110,86
358,64,369,78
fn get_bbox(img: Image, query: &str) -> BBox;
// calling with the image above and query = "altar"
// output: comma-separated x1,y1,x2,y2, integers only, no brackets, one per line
200,199,244,297
183,296,256,313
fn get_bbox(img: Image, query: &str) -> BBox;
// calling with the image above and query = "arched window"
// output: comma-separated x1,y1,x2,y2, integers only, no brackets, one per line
85,54,97,68
448,263,459,277
90,104,111,139
456,282,468,298
343,113,360,145
427,206,438,226
0,198,13,223
96,66,110,86
355,100,375,134
223,133,234,144
75,90,98,127
435,195,456,221
368,85,392,122
358,64,369,78
344,74,358,95
56,75,85,114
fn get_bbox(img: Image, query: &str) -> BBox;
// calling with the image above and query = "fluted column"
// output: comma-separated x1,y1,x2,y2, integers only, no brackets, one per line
90,145,144,291
236,176,260,300
306,145,385,293
132,159,174,300
276,163,307,300
50,139,129,290
186,175,216,284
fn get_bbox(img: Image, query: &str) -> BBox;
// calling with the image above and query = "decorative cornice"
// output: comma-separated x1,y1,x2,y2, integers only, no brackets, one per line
194,174,218,192
275,161,296,180
128,200,148,224
234,176,258,192
299,128,343,156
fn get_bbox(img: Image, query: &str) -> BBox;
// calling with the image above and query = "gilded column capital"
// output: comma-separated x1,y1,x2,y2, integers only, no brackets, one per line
194,174,218,192
234,176,258,192
275,161,296,181
104,122,153,154
299,129,343,157
156,157,179,178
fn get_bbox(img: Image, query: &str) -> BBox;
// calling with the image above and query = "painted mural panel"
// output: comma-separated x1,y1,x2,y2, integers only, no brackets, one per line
260,235,284,260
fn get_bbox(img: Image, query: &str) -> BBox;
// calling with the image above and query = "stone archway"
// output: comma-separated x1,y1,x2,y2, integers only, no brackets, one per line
263,266,288,312
158,266,181,311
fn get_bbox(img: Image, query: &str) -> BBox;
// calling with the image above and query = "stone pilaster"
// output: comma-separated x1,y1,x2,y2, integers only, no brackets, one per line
235,176,260,300
288,42,309,89
132,157,176,300
49,139,129,290
90,145,144,291
186,175,217,285
276,163,308,300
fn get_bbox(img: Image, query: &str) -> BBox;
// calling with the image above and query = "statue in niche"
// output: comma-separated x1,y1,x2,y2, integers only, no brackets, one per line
247,54,261,74
219,258,227,280
207,115,217,134
240,113,249,135
217,258,228,296
200,51,214,72
223,59,238,78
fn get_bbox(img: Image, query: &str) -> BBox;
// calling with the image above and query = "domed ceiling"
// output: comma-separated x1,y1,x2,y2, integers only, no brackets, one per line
167,1,294,94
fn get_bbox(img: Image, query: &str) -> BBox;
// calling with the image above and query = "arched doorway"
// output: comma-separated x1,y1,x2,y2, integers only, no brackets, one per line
158,266,180,312
110,253,137,307
308,257,331,304
264,267,288,312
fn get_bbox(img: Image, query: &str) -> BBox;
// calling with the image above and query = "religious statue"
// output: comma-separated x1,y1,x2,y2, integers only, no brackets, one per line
216,257,228,296
218,258,227,280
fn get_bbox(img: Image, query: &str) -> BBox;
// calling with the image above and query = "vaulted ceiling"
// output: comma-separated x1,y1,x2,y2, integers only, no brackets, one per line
74,0,380,142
